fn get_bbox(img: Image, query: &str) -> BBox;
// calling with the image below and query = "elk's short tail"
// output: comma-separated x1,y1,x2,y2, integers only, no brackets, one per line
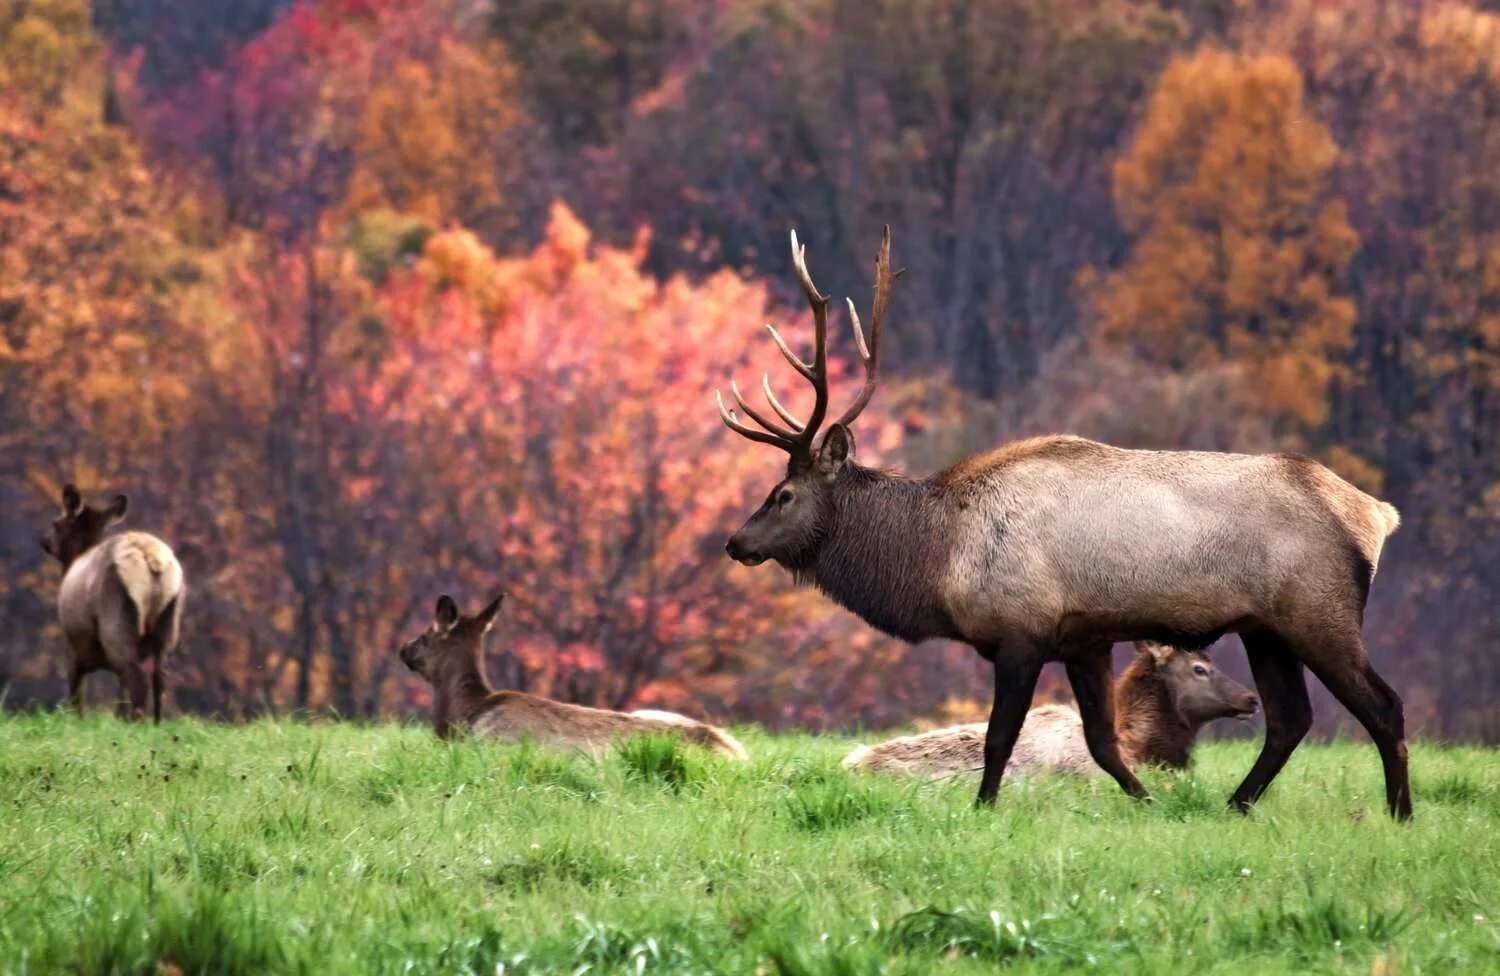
1375,501,1401,538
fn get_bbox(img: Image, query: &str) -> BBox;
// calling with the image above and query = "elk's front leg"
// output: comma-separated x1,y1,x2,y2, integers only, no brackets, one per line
976,652,1044,806
1066,651,1149,800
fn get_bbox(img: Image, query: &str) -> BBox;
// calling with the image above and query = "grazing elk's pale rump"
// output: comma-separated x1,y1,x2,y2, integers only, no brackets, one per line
715,227,1411,818
397,594,748,760
40,484,185,723
843,643,1259,779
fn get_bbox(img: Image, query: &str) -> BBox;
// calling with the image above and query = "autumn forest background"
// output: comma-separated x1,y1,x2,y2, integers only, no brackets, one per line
2,0,1497,739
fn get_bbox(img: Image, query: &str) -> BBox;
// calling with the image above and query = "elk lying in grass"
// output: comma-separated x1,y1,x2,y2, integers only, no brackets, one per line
716,227,1410,817
397,594,748,760
39,484,184,722
843,643,1259,779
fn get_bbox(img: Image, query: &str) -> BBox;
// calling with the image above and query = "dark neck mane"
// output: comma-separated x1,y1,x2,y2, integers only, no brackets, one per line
799,464,956,643
432,643,495,737
1114,659,1195,769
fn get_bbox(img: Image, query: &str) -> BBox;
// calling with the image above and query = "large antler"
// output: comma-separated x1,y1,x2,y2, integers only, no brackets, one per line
716,225,896,467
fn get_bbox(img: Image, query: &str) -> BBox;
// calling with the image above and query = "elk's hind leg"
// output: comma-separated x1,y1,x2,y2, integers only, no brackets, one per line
108,662,149,720
148,658,164,725
976,650,1044,806
1066,649,1148,800
1305,650,1410,820
98,590,149,721
1231,630,1312,813
67,660,86,716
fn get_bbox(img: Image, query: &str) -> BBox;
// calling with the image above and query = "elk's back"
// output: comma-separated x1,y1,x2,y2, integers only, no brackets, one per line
471,693,748,759
843,705,1094,780
937,439,1397,641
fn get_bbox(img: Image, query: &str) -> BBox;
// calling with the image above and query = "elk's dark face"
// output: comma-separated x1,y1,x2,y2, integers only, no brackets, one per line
1144,644,1259,725
725,426,852,569
40,484,127,568
398,593,504,683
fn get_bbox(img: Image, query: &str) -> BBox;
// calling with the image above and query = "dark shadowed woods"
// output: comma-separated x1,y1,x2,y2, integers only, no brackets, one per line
1,0,1496,739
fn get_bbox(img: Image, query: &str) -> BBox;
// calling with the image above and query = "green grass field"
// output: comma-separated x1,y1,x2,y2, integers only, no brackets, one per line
0,714,1496,975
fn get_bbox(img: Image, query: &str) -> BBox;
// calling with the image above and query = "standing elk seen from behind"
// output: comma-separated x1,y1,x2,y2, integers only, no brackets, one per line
39,484,184,722
715,227,1409,817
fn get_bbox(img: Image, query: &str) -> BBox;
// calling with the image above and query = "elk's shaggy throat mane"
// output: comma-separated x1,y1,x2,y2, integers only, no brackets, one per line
431,641,496,736
799,466,957,643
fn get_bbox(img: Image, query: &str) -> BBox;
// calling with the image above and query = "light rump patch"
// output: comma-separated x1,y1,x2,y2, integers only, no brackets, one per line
111,533,184,636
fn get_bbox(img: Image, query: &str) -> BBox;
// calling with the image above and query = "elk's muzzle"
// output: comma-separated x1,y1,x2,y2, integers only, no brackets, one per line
725,535,766,567
1234,692,1261,721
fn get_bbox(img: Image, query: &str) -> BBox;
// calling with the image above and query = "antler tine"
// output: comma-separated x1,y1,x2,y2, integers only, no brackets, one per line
763,323,815,381
716,227,893,461
845,298,869,361
832,224,895,429
730,378,803,440
716,390,799,449
788,229,830,446
761,372,806,432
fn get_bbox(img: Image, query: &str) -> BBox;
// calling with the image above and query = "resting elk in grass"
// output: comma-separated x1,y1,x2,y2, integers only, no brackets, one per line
843,643,1259,779
397,594,748,759
716,227,1410,817
39,484,184,722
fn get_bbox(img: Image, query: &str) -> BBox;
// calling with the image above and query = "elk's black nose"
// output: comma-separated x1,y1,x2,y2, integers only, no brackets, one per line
725,537,744,560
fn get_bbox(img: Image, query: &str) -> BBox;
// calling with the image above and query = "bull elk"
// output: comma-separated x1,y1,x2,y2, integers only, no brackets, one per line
397,593,748,760
716,227,1410,818
843,642,1260,778
39,484,185,722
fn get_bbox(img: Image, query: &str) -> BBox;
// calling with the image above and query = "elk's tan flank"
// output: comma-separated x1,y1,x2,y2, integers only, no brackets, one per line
398,594,747,759
716,227,1408,817
40,484,184,722
844,643,1259,778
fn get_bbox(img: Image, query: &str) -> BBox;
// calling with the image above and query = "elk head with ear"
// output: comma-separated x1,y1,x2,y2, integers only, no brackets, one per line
40,483,129,568
1135,642,1259,726
719,227,898,571
398,592,504,682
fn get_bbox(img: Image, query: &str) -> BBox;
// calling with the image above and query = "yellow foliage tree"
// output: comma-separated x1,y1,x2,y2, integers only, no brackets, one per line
1094,47,1359,430
340,38,524,239
0,0,196,458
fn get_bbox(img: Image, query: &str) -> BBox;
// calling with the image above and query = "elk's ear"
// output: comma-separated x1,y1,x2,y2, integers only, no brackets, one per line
1133,641,1173,666
434,595,459,631
104,494,128,523
61,484,82,515
814,424,854,479
476,592,505,632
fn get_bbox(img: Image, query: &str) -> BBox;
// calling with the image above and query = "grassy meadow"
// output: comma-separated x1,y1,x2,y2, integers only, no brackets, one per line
0,713,1496,975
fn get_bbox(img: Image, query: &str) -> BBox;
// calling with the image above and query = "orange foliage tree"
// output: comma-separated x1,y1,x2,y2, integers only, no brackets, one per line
1093,47,1359,434
366,206,933,717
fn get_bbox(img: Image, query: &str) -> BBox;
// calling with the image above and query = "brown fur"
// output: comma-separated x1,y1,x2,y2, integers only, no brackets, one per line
397,594,747,760
41,485,184,722
844,644,1258,778
929,435,1109,492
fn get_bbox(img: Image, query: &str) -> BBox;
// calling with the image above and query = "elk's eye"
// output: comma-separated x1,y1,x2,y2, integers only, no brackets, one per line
1192,665,1210,677
776,487,795,507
